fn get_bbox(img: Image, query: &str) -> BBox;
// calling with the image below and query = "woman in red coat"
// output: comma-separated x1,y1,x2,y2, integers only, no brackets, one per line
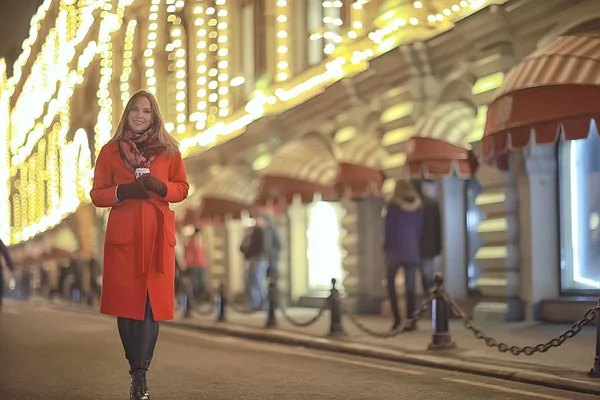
90,90,189,399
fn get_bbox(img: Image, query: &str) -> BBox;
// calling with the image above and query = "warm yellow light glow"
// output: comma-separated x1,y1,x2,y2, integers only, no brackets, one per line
145,0,162,94
6,0,491,242
275,0,291,82
0,59,10,243
216,0,230,117
168,0,188,135
120,19,137,106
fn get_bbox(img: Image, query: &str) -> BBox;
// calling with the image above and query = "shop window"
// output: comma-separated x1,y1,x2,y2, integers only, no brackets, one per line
559,121,600,292
465,178,483,292
306,201,344,290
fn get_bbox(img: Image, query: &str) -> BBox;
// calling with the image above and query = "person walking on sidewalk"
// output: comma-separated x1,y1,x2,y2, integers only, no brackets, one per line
412,179,442,293
0,239,15,318
264,214,281,284
242,215,271,311
184,227,208,303
90,90,189,400
383,180,423,331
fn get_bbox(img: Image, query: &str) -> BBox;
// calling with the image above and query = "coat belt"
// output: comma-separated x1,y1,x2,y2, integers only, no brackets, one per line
135,201,168,277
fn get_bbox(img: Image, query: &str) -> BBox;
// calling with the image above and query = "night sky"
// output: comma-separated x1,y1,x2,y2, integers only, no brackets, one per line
0,0,44,76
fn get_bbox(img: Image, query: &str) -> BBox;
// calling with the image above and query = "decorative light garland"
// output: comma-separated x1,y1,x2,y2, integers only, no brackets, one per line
144,0,162,95
5,0,494,243
216,0,230,117
192,0,209,131
275,0,290,82
120,19,137,107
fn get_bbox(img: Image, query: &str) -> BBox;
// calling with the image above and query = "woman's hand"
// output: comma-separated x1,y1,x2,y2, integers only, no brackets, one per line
117,180,150,200
138,174,168,197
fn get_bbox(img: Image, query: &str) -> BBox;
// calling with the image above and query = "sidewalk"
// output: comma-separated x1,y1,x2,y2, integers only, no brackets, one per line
168,304,600,395
22,296,600,395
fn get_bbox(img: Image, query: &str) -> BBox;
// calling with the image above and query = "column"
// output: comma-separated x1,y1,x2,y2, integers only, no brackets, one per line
440,176,468,299
505,151,526,322
288,197,308,303
524,143,559,319
355,195,387,314
225,219,245,298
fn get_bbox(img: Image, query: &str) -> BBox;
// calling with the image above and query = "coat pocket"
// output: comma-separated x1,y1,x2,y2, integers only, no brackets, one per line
164,210,176,247
104,207,135,245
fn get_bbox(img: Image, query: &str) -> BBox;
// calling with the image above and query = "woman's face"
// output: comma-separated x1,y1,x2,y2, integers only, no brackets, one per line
127,96,153,133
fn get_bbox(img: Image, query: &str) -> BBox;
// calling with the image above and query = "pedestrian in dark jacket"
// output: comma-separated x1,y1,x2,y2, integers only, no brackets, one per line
383,180,423,330
0,239,15,313
242,215,271,311
264,214,281,282
412,179,442,294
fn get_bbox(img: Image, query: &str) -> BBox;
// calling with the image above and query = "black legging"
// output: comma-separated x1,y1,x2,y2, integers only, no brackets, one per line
117,295,159,372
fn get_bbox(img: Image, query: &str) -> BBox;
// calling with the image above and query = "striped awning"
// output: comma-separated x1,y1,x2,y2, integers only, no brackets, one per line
197,166,256,221
335,135,386,197
482,31,600,169
256,135,337,205
406,101,478,179
173,187,202,226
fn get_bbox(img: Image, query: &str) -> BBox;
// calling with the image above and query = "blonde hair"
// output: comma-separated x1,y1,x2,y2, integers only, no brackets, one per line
390,179,422,209
109,90,179,156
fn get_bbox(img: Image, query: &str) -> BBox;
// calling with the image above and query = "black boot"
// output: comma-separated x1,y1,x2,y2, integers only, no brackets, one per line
130,368,149,399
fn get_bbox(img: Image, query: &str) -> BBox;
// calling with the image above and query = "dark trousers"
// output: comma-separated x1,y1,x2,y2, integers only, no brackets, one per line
386,261,432,323
188,267,207,302
117,295,159,372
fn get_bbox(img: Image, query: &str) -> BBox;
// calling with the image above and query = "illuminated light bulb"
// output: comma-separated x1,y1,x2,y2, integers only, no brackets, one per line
427,15,436,23
443,8,451,15
451,4,460,11
409,17,419,25
230,76,245,87
413,1,423,8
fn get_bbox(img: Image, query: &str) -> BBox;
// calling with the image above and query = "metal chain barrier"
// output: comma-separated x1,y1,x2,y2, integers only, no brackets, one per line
441,290,599,356
227,298,254,315
341,293,435,338
195,301,215,316
278,303,327,327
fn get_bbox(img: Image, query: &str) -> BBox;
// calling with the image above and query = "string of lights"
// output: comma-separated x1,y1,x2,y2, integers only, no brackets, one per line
1,0,488,244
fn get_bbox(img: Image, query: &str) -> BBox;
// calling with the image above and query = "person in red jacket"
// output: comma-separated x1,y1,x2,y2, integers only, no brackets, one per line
90,90,189,399
184,227,208,303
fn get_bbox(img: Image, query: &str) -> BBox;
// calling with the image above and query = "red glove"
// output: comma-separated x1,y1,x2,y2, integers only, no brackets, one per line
138,174,167,198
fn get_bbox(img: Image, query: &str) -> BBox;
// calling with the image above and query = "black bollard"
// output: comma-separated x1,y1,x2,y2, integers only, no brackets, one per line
327,278,346,337
428,273,456,350
216,282,226,322
265,280,277,329
589,298,600,377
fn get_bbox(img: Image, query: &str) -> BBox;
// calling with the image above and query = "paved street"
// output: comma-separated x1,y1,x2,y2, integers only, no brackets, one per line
0,301,597,400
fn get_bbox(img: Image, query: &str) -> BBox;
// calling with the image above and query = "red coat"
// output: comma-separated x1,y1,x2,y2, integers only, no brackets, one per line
90,142,189,321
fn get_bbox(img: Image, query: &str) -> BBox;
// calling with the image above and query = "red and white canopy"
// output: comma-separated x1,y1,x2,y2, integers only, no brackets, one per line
482,31,600,169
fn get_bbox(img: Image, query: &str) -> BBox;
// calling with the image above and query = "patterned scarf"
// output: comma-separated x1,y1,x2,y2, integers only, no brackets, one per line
119,126,165,170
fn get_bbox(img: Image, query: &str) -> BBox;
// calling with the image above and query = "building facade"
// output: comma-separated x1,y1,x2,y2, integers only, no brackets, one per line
2,0,600,321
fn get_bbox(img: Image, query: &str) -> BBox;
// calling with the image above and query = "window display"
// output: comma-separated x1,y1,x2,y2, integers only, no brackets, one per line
306,201,343,290
559,121,600,292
